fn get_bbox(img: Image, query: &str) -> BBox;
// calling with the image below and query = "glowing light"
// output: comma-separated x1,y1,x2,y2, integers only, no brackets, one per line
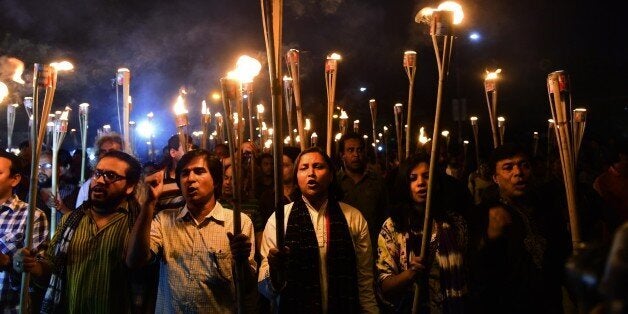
441,130,450,137
332,114,339,119
419,127,431,145
485,69,502,81
234,55,262,83
173,95,188,115
147,112,154,119
304,118,311,131
138,120,155,138
383,126,388,132
211,92,221,101
339,110,348,120
378,146,383,151
9,58,25,84
284,136,291,144
264,139,273,149
334,132,343,141
50,61,74,71
359,87,367,92
202,100,210,115
463,140,469,144
469,32,481,41
257,104,265,114
437,1,464,24
327,53,342,60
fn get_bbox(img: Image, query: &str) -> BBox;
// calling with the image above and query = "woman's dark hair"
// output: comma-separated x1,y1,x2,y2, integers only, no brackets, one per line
175,149,223,199
389,153,444,232
292,146,343,201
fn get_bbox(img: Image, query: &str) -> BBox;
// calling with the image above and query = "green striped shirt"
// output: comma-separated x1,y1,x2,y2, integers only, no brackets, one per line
46,204,132,314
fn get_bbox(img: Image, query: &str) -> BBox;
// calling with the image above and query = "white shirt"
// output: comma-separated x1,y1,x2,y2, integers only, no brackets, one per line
258,197,379,314
75,178,91,208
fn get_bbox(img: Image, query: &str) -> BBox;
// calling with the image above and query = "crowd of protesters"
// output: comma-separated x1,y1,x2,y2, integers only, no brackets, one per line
1,129,627,314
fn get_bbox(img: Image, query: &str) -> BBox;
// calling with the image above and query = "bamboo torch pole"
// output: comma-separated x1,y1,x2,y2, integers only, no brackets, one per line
414,4,462,313
325,53,341,155
286,49,307,151
369,99,379,163
404,50,418,161
484,69,501,148
394,103,404,163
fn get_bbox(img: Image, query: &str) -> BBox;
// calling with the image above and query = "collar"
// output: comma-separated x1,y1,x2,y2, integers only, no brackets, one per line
302,195,328,213
1,194,23,212
177,201,225,223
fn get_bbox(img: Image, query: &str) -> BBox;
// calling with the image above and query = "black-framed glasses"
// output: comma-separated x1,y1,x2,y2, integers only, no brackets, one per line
92,169,126,183
38,163,53,170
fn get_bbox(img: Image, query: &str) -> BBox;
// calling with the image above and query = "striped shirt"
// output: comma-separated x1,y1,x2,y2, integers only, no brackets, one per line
150,201,257,313
45,202,132,314
0,195,49,313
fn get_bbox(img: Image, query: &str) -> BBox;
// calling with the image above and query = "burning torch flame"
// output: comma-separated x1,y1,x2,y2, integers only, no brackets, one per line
234,55,262,83
437,1,464,24
202,100,209,115
485,69,502,81
257,104,265,114
441,130,450,137
50,61,74,71
327,53,342,60
419,127,431,144
304,118,311,131
339,110,349,120
173,95,188,115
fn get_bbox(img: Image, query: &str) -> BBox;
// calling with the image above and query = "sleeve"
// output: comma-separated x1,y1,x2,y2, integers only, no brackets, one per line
74,180,90,209
257,212,278,301
32,209,50,253
376,219,400,284
352,208,380,314
149,212,164,257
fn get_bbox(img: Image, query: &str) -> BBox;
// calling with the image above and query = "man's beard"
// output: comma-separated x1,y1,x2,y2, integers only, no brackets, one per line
89,186,128,212
38,174,52,188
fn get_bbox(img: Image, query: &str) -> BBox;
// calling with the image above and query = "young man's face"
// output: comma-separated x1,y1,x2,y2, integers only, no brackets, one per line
37,154,53,188
261,157,273,177
179,156,216,206
493,154,532,199
0,157,20,199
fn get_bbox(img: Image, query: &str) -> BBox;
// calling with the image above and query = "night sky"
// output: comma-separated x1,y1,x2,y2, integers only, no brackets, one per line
1,0,626,160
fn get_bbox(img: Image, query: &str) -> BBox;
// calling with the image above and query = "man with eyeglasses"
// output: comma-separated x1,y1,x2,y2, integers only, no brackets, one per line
37,150,79,224
14,150,142,313
74,133,124,208
468,144,570,314
127,149,257,313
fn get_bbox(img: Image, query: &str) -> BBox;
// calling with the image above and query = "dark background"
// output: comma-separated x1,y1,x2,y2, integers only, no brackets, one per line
1,0,626,162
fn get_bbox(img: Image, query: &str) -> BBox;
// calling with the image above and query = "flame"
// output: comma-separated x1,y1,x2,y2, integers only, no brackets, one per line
211,92,221,101
10,58,25,84
147,112,154,119
339,110,348,119
295,135,301,143
311,132,318,138
173,95,188,115
419,127,431,144
354,120,360,124
50,61,74,71
257,104,265,114
117,68,130,73
264,139,273,149
497,116,506,122
60,110,70,121
304,118,311,131
437,1,464,24
441,130,450,137
234,55,262,83
284,136,291,144
215,112,222,118
383,126,388,131
335,133,343,141
283,76,293,82
262,122,267,130
0,82,8,102
463,140,469,144
415,7,435,24
485,69,502,81
202,100,209,115
327,52,342,60
268,128,274,136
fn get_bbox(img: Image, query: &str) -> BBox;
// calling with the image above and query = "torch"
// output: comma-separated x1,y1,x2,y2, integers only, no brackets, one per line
353,120,360,134
547,70,584,251
394,103,404,162
45,114,54,149
547,118,555,176
7,103,18,150
117,68,132,153
484,68,501,148
325,53,342,154
77,103,89,183
50,107,71,235
304,118,311,147
533,131,539,157
572,108,587,162
0,82,7,104
339,110,349,135
256,103,265,146
310,132,318,147
441,129,450,151
215,113,224,143
286,49,307,151
383,126,389,170
404,50,418,160
147,112,155,162
129,120,136,156
22,60,73,312
470,116,480,169
414,3,463,312
497,116,506,145
283,76,294,146
173,94,190,154
369,99,379,163
201,100,212,150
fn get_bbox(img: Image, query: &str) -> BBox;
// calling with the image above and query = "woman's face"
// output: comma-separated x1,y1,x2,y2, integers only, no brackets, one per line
409,162,429,204
296,152,332,200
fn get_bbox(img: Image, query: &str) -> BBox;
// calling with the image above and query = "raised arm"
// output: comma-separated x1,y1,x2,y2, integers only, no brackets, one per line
126,170,163,268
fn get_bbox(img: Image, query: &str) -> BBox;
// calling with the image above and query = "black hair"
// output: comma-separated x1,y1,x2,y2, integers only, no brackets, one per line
168,134,194,151
175,149,223,198
292,146,343,201
338,132,365,154
259,152,273,163
99,150,142,186
0,150,23,177
489,143,530,176
95,133,124,157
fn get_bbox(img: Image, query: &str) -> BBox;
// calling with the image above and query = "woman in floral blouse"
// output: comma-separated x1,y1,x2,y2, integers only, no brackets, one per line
376,154,470,313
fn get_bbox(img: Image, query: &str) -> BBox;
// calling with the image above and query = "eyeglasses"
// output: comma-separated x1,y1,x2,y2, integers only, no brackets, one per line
92,169,126,183
38,163,53,170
